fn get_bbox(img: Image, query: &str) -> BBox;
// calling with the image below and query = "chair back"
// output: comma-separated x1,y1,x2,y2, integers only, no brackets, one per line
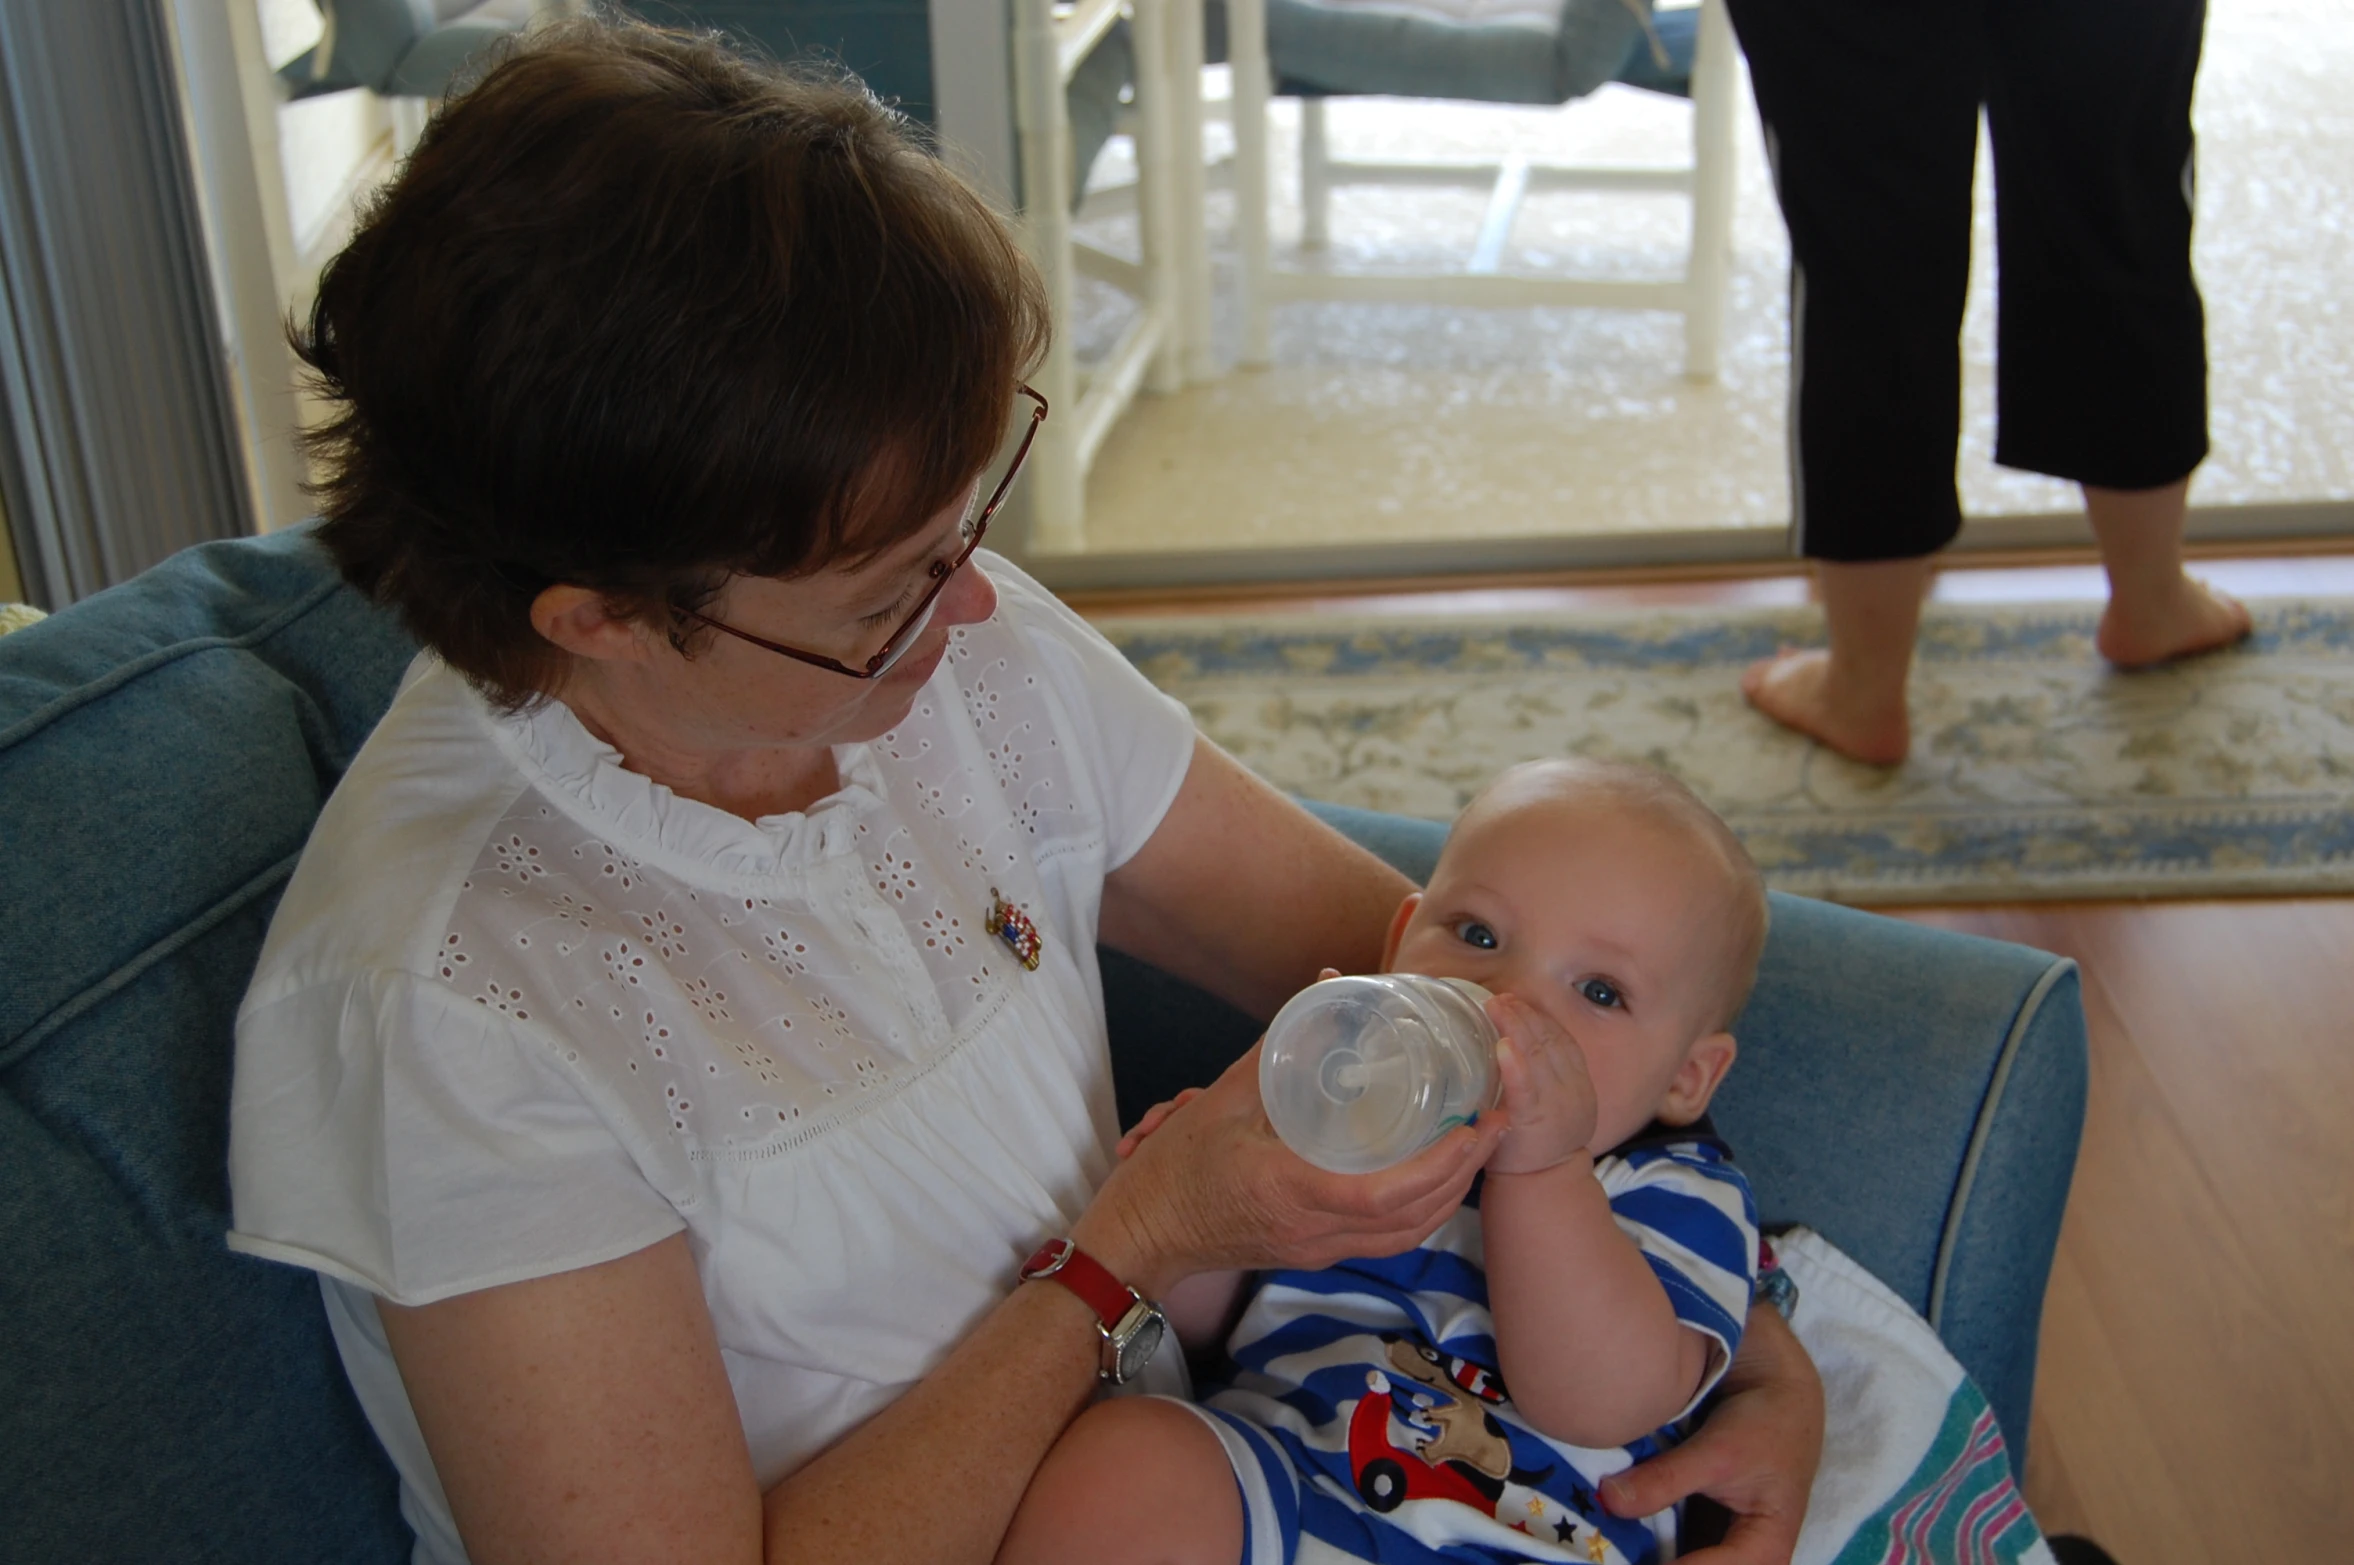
0,530,419,1564
281,0,530,99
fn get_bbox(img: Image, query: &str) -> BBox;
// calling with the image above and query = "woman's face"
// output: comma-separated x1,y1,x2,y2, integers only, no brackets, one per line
615,488,1002,760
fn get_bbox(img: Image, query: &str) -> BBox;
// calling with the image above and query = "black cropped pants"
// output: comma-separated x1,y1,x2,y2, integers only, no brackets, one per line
1723,0,2211,562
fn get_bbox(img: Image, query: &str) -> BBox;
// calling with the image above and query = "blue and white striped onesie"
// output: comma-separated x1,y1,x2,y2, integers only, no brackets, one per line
1184,1130,1758,1565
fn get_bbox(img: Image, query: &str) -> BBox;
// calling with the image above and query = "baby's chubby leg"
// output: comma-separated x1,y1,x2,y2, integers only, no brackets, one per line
995,1396,1242,1565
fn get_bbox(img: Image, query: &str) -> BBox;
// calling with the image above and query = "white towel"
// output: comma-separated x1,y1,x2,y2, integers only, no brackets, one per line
1776,1228,2055,1565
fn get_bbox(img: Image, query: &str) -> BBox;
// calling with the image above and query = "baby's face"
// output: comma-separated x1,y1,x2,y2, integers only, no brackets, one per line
1385,781,1738,1152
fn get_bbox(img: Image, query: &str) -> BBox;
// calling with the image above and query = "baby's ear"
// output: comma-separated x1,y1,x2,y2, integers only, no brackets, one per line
1658,1031,1737,1125
1379,892,1422,972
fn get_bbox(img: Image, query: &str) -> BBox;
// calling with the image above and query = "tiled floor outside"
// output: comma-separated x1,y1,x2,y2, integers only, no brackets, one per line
1064,0,2354,562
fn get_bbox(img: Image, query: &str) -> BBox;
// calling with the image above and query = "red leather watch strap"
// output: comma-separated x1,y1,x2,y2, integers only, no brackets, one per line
1019,1238,1139,1328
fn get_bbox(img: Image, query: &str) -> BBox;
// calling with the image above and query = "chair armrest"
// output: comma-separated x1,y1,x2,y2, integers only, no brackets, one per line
1719,891,2085,1455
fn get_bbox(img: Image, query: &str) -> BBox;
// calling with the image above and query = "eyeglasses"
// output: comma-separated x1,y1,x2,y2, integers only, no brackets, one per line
673,383,1049,679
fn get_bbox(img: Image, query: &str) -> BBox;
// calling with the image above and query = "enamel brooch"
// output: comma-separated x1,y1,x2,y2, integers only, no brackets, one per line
985,889,1043,971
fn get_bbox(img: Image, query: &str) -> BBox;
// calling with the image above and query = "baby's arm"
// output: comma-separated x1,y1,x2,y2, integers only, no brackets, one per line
1479,997,1722,1449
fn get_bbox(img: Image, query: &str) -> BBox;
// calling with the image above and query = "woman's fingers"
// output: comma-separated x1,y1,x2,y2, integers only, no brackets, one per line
1600,1444,1805,1565
1598,1425,1734,1518
1279,1119,1502,1262
1598,1307,1821,1565
1312,1117,1495,1214
1114,1104,1172,1159
1088,1031,1501,1282
1116,1087,1210,1158
1660,1511,1807,1565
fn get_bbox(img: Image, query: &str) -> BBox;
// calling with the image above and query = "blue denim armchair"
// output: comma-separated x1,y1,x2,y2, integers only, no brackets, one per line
0,531,2083,1564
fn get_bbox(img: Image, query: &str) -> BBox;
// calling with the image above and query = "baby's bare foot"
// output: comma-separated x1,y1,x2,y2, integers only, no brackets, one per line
2096,579,2252,669
1740,648,1910,766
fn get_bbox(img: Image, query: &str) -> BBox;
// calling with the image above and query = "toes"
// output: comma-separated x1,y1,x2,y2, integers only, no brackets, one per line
1741,646,1806,700
2101,582,2257,668
2176,585,2253,658
2221,591,2254,640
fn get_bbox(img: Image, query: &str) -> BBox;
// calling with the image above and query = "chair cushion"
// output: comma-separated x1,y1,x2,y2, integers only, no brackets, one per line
0,529,419,1564
1267,0,1649,105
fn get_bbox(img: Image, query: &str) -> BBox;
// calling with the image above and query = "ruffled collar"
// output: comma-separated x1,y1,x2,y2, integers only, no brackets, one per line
481,677,889,881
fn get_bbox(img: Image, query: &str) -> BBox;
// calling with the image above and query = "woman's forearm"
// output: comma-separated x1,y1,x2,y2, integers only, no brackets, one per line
762,1276,1108,1565
1482,1157,1708,1448
380,1231,1124,1565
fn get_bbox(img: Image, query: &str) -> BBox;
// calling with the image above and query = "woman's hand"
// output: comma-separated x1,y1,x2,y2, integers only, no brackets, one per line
1596,1304,1824,1565
1074,1038,1506,1299
1115,1088,1205,1158
1482,991,1600,1177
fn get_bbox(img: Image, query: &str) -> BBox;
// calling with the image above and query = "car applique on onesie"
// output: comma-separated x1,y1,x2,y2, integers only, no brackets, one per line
1348,1335,1619,1560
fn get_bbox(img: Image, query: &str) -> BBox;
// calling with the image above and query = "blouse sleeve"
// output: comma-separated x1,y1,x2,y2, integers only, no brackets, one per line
985,558,1198,870
229,967,690,1306
1596,1141,1761,1421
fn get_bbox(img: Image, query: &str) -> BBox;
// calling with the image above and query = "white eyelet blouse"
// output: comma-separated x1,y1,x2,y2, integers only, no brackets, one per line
227,556,1197,1565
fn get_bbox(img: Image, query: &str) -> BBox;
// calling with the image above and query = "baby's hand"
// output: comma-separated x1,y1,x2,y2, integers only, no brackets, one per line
1116,1087,1206,1159
1484,992,1599,1177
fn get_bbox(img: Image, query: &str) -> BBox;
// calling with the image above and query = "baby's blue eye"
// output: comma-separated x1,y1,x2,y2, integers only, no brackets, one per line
1578,978,1623,1010
1454,920,1498,951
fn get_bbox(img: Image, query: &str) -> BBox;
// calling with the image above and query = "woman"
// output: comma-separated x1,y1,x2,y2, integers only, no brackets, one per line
227,20,1820,1565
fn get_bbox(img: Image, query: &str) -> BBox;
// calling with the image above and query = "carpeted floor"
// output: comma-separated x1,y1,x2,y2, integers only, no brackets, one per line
1103,597,2354,903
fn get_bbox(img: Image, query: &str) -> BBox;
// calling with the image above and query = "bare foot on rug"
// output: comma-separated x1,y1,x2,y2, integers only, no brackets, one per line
1740,648,1910,766
2095,579,2252,669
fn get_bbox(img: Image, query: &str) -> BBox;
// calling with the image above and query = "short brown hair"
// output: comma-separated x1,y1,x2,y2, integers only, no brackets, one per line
297,17,1050,707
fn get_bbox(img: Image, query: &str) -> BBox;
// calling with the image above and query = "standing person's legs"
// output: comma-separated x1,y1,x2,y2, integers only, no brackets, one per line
1742,557,1933,766
1725,0,1985,764
1986,0,2248,666
2083,478,2244,665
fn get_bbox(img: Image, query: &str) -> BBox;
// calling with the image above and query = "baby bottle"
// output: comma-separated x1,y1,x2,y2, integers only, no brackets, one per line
1258,974,1501,1174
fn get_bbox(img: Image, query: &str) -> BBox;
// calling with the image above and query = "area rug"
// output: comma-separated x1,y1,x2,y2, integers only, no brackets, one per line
1100,599,2354,903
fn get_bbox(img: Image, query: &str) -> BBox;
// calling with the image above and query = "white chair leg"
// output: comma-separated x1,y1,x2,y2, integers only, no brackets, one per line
1167,0,1217,383
1299,95,1330,251
1682,0,1737,382
1229,0,1274,367
1130,0,1185,395
1012,0,1084,549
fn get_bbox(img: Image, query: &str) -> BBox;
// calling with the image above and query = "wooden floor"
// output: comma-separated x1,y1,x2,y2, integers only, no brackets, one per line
1896,898,2354,1565
1082,551,2354,1564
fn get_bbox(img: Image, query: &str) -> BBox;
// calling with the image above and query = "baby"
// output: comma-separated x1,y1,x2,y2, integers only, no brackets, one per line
1002,758,1770,1565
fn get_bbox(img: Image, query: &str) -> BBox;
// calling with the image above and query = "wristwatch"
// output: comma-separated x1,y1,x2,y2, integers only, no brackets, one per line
1020,1237,1168,1385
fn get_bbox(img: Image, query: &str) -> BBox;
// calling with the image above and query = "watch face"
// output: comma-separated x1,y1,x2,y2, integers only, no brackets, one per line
1113,1305,1167,1384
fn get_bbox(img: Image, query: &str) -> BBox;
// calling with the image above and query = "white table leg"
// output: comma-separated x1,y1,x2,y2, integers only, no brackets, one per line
1130,0,1185,394
1166,0,1216,382
1300,94,1330,251
1229,0,1273,367
1683,0,1738,383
